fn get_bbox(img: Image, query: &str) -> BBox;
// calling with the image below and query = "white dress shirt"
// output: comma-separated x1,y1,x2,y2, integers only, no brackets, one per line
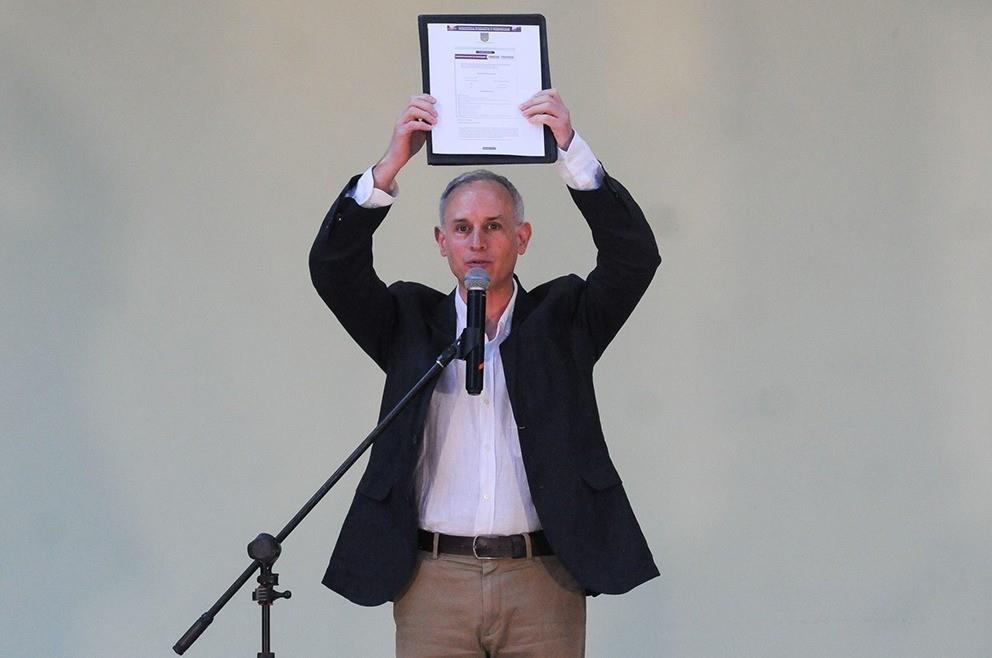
415,282,542,535
348,132,605,535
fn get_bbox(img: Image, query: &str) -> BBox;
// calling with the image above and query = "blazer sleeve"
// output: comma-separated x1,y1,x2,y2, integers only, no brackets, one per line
309,175,396,371
569,172,661,360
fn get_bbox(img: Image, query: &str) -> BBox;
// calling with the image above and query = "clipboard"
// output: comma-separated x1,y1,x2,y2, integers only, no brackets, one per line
418,14,556,166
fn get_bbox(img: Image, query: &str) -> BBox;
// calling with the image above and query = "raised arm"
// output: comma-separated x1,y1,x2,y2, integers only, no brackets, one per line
522,89,660,358
570,176,661,360
310,95,436,370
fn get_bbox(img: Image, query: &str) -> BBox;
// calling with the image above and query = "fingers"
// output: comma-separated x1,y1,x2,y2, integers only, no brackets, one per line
404,94,438,122
519,88,562,111
393,95,437,141
398,105,437,129
518,88,574,149
520,101,563,120
520,100,568,129
519,91,569,126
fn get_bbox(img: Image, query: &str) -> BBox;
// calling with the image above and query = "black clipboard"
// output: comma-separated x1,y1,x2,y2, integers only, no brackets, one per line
418,14,556,166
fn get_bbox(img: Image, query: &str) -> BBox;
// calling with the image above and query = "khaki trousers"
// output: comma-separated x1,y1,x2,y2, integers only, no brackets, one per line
393,550,586,657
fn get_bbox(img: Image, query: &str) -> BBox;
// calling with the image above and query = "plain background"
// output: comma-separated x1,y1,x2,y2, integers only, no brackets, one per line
2,1,990,656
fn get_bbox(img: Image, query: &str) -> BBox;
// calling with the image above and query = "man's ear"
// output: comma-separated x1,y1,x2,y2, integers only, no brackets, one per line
516,221,533,255
434,225,446,256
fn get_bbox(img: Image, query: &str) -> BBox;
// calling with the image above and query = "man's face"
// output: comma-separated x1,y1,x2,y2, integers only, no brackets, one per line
434,180,532,294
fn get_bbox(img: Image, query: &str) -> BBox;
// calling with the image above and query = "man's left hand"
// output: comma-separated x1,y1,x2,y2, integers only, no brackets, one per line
520,88,575,151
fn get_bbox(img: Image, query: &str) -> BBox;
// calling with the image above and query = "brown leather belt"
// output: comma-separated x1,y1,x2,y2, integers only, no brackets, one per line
417,529,554,559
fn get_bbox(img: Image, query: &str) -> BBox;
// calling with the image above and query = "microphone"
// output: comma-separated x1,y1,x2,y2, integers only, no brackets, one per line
464,267,489,395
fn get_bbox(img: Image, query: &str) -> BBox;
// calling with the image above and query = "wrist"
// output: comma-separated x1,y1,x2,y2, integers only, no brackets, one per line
372,158,401,193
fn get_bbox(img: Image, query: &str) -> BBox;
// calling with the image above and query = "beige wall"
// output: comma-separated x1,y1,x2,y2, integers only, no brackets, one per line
2,1,990,655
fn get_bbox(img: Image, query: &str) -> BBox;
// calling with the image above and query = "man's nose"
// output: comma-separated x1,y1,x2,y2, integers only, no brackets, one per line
470,230,486,250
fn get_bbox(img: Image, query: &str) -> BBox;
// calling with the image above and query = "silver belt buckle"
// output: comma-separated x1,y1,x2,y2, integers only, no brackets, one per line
472,535,500,560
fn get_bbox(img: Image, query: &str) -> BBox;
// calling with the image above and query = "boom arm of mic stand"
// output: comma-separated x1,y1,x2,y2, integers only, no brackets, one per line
173,337,463,655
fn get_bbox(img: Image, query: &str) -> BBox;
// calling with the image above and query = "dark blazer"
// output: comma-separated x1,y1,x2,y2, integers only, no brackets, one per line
309,171,661,606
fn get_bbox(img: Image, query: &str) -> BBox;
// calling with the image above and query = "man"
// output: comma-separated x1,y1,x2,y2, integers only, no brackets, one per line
310,90,660,656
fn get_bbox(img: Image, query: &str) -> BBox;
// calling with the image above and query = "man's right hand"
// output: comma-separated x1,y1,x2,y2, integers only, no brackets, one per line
372,94,437,193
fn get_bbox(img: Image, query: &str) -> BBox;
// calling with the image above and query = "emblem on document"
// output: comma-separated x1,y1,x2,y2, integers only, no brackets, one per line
480,32,489,42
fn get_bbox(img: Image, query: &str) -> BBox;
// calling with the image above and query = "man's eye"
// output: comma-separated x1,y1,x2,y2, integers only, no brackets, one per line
455,225,469,233
487,222,501,231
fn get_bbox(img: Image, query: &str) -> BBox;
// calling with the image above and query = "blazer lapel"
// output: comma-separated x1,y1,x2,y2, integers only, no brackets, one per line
498,278,533,424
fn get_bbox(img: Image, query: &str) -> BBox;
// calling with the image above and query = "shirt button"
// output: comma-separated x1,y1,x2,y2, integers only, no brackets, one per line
483,495,491,501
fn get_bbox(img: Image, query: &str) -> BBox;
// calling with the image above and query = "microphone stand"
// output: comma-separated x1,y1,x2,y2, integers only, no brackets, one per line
173,330,481,656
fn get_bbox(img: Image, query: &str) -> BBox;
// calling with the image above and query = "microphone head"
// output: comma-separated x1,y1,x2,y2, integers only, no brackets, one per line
464,267,490,291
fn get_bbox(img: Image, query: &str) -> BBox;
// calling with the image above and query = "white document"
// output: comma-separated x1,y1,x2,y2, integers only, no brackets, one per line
426,23,545,156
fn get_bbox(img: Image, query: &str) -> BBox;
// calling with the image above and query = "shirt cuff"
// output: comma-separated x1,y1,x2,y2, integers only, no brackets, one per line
346,164,399,209
554,131,605,191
